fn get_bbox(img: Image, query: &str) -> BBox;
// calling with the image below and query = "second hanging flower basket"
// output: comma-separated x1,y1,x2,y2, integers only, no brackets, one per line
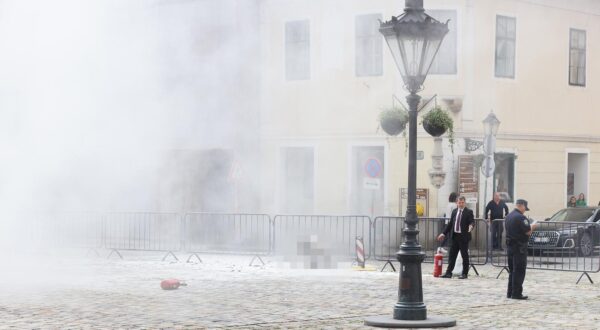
379,107,409,136
422,106,454,138
421,106,455,153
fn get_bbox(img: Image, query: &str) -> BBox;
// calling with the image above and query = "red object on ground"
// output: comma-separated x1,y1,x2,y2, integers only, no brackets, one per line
433,250,444,277
161,279,187,290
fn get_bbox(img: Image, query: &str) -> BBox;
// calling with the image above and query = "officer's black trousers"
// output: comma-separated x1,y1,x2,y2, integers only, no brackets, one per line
507,245,527,296
446,233,469,275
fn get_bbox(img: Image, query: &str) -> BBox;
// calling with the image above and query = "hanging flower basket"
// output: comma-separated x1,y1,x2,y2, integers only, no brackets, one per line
421,106,455,152
422,106,453,137
379,107,408,136
422,120,447,137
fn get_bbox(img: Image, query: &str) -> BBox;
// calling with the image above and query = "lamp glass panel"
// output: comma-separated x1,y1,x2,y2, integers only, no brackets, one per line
420,38,443,76
383,33,407,78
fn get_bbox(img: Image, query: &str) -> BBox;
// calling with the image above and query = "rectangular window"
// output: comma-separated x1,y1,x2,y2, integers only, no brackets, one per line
495,15,516,78
569,29,586,86
428,10,457,75
355,14,383,77
494,153,515,203
285,20,310,80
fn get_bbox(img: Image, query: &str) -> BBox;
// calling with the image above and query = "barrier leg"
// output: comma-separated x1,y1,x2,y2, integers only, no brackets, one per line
186,253,203,263
249,255,265,267
576,272,594,285
86,248,100,257
107,249,123,260
495,266,509,279
470,264,480,276
380,260,396,272
162,251,179,262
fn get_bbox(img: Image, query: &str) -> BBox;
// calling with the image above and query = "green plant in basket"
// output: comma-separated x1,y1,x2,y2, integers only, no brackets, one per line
421,106,455,152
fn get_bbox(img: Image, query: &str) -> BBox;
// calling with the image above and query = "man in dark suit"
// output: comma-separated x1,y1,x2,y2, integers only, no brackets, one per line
436,196,475,279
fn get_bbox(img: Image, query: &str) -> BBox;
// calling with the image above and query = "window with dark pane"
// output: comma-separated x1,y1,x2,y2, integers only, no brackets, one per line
285,20,310,80
495,15,516,78
355,14,383,77
569,28,586,87
494,153,515,203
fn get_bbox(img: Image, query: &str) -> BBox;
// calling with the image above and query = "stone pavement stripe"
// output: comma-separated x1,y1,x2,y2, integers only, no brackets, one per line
0,254,598,329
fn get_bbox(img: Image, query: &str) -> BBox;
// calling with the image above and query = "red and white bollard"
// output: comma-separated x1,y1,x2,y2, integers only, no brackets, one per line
356,236,365,268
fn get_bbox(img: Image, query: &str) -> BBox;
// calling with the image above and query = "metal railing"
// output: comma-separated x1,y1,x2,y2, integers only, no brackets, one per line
372,216,488,273
183,213,271,265
272,215,371,261
17,210,599,282
491,219,600,283
21,212,104,253
103,212,182,260
371,216,404,271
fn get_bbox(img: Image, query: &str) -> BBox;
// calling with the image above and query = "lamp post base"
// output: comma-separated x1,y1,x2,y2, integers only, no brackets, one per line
364,315,456,328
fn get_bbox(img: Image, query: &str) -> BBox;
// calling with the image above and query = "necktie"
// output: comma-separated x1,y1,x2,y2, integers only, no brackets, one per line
455,210,462,232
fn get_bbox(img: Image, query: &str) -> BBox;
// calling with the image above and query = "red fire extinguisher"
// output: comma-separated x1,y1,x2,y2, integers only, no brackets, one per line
161,279,187,290
433,248,444,277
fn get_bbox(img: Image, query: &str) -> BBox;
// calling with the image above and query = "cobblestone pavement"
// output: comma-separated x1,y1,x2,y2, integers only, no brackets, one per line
0,252,599,329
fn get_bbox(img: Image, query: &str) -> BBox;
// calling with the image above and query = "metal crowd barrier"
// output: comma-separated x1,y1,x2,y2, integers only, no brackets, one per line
183,213,271,265
491,219,600,284
272,215,371,262
371,216,404,271
103,212,182,261
372,216,489,273
21,212,104,254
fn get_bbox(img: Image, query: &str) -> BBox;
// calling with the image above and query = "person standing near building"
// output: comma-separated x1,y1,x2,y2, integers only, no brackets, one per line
485,192,509,250
437,196,475,279
567,196,577,207
505,199,538,300
576,193,587,207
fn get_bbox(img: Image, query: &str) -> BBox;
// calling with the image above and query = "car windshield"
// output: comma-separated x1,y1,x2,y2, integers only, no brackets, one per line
548,208,595,222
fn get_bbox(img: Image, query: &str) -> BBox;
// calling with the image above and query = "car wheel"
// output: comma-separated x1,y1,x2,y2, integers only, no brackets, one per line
578,232,593,257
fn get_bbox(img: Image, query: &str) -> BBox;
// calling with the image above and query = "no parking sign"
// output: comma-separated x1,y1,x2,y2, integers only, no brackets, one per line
363,158,382,190
364,158,382,178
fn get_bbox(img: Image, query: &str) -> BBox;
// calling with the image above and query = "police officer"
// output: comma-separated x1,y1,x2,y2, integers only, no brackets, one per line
504,199,538,300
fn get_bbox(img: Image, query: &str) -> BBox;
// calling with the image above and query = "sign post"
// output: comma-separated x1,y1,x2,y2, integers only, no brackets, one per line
364,158,382,216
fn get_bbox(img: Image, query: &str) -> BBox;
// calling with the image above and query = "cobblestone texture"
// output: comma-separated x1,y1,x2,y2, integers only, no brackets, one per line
0,252,599,329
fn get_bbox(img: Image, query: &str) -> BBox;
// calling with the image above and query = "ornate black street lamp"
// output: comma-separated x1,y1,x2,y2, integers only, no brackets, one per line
365,0,455,327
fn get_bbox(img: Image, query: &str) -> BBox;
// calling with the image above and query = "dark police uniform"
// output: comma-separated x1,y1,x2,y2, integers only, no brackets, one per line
504,208,531,298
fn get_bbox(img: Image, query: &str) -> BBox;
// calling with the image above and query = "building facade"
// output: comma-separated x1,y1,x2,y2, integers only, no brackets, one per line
257,0,600,219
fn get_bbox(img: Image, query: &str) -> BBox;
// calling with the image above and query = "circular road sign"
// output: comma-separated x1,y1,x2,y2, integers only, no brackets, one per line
365,158,382,178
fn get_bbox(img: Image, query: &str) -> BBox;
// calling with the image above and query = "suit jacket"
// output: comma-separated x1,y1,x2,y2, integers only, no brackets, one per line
443,207,475,242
